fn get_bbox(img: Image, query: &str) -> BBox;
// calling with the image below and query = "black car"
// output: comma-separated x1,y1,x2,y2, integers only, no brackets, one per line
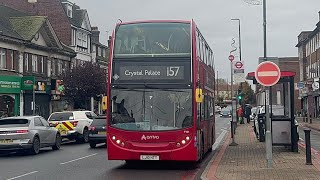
88,116,107,148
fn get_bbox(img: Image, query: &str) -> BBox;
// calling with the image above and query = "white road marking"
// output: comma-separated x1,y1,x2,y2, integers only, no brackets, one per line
7,171,38,180
212,129,228,151
60,153,98,165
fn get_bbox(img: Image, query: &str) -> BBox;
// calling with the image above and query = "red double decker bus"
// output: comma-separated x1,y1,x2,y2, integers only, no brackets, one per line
107,20,215,162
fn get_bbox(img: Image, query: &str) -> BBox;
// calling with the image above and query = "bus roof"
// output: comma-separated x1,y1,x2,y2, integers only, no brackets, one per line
117,20,191,26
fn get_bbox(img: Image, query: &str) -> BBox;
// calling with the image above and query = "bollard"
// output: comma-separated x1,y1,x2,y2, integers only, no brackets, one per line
304,129,312,165
230,120,238,146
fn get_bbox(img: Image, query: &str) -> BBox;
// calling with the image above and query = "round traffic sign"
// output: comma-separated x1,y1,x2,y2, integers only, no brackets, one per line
255,61,281,86
234,61,243,69
228,55,235,62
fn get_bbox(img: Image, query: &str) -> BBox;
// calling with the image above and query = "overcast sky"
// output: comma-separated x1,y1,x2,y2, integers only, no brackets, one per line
72,0,319,80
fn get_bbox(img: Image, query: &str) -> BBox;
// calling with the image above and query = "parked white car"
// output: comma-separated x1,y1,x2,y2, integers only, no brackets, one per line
48,111,96,143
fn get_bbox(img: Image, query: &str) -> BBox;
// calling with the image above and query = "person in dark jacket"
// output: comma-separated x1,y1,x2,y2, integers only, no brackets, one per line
244,105,252,124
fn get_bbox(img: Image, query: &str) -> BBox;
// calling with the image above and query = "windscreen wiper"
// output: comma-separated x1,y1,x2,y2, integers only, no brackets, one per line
143,84,186,92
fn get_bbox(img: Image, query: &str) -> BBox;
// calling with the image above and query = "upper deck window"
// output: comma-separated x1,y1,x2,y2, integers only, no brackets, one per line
114,23,191,58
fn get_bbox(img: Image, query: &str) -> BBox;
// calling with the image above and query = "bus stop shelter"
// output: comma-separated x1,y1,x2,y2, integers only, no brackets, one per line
246,71,298,152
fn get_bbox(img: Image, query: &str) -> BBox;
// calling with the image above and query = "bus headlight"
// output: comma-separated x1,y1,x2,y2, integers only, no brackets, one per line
181,140,186,145
116,139,121,144
112,136,116,140
186,136,190,141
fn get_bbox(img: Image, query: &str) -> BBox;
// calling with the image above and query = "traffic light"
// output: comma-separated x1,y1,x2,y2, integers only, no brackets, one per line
237,91,243,105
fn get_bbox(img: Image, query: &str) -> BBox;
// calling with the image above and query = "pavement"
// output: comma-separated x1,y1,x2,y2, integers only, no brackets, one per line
202,123,320,180
297,117,320,132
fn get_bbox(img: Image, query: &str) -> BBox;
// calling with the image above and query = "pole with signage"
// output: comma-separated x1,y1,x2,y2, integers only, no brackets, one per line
255,61,281,169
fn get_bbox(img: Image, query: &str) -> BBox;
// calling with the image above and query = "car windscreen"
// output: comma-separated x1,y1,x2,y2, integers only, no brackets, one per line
49,113,74,121
0,119,29,127
221,110,230,114
92,118,107,126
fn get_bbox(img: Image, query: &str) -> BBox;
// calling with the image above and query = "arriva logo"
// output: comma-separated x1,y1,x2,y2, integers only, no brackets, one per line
141,135,160,140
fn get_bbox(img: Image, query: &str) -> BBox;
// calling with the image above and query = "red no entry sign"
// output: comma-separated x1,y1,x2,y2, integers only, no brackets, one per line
255,61,281,86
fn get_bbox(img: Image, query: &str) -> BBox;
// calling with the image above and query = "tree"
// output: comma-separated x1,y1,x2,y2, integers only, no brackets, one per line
238,81,255,105
216,78,228,84
62,62,107,109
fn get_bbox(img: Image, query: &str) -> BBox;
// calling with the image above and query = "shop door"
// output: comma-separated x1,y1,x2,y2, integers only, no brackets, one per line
0,95,15,118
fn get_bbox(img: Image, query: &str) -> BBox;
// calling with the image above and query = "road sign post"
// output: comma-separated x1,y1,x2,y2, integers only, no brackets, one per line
255,61,281,169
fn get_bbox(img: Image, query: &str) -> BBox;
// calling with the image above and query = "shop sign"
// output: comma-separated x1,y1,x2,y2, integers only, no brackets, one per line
0,76,21,94
21,76,35,91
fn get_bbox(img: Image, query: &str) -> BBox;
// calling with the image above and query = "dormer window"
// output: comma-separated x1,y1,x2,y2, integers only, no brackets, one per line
67,4,73,18
62,1,73,18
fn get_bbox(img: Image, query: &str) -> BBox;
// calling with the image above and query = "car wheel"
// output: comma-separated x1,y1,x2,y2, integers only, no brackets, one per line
30,136,40,155
89,142,96,148
82,128,89,143
52,133,61,150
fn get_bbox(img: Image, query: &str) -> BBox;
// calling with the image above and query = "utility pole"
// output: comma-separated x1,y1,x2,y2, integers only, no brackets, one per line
231,18,242,61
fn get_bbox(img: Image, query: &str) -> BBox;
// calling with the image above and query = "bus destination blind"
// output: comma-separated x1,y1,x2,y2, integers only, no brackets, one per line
115,65,185,81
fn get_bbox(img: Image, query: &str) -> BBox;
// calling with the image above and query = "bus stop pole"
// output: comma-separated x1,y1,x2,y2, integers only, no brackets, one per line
230,98,238,146
263,0,273,168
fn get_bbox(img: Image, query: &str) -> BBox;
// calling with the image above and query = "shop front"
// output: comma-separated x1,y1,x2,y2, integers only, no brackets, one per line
0,75,21,117
24,80,51,119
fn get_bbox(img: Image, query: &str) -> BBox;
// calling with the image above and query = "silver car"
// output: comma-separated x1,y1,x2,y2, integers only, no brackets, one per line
0,116,61,155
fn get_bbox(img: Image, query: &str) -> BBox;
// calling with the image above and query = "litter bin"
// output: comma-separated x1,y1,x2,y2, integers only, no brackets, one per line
258,113,266,142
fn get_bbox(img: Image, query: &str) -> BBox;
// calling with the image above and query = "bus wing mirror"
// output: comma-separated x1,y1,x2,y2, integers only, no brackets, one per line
195,88,203,103
102,96,107,110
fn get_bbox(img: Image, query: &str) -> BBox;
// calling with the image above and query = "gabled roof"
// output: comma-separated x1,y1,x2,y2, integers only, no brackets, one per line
9,16,46,41
0,5,27,39
0,4,76,57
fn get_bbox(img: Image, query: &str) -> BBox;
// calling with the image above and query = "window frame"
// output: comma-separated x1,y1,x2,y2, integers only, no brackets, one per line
0,48,6,69
32,54,38,72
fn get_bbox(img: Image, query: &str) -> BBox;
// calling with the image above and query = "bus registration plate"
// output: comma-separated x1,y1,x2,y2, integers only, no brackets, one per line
140,155,159,160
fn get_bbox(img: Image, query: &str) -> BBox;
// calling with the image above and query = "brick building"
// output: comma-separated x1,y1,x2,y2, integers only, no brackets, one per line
91,27,108,68
0,5,76,118
296,11,320,119
0,0,93,65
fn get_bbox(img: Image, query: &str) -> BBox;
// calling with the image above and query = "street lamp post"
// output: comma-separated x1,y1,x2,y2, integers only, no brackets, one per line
231,19,242,61
262,0,273,169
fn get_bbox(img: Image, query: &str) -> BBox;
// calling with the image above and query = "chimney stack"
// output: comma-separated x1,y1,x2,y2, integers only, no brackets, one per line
91,26,100,43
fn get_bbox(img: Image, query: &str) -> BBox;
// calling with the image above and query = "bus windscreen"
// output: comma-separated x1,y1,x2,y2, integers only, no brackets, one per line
110,88,192,131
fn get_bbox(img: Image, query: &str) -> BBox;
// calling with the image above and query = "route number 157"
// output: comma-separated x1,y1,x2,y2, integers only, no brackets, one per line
167,67,180,77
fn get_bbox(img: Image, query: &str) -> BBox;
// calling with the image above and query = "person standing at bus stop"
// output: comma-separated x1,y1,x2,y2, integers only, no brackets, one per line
244,105,252,124
237,106,244,124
